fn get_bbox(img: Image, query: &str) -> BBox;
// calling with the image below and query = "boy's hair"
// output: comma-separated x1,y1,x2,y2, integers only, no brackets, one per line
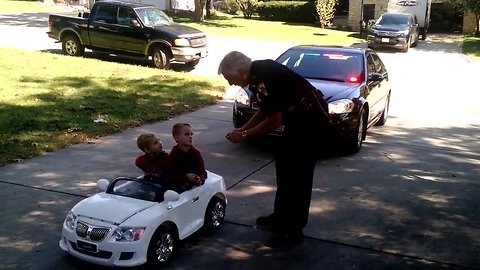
172,123,191,137
137,133,157,152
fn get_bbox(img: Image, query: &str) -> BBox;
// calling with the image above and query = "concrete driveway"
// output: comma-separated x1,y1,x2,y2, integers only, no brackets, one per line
1,13,479,270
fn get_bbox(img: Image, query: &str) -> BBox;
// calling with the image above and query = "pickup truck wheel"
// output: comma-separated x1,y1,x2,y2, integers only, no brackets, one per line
62,35,84,57
151,47,171,69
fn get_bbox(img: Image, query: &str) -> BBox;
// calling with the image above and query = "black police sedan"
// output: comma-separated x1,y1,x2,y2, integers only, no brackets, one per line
232,46,391,153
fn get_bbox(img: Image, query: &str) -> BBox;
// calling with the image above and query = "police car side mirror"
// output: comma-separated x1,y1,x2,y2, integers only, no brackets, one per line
368,73,384,82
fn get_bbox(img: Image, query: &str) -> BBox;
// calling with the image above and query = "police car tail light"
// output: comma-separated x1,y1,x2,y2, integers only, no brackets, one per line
348,76,360,83
113,227,146,242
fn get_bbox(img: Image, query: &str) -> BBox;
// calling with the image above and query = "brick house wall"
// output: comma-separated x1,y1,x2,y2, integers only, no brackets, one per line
347,0,478,33
463,12,478,34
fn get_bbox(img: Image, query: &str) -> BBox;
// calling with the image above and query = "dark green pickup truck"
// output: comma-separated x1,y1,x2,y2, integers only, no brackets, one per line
47,0,208,69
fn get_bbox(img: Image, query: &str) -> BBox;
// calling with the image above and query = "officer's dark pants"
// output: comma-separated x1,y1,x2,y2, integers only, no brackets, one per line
273,110,320,234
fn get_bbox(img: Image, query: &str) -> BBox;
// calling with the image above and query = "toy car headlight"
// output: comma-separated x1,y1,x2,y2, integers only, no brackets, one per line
235,87,250,106
328,99,355,114
64,211,77,231
113,227,146,242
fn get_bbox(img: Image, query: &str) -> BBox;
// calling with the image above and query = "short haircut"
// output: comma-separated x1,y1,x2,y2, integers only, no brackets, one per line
218,51,252,76
172,123,191,137
137,133,157,151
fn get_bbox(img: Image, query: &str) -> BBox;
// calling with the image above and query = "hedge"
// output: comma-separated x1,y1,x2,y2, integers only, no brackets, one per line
255,1,316,23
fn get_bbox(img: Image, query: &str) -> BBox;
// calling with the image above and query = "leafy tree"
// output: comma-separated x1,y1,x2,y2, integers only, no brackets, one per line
315,0,338,28
194,0,207,22
235,0,257,19
450,0,480,36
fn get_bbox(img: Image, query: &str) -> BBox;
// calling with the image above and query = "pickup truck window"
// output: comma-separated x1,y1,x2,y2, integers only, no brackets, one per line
95,5,116,24
117,7,138,26
135,7,173,27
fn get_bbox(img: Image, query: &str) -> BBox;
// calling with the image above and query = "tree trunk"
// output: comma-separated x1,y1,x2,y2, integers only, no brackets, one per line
476,13,479,36
194,0,204,22
206,0,211,19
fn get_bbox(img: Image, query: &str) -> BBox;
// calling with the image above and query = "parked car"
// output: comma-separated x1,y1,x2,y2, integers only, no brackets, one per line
233,45,391,153
367,12,420,52
47,0,208,69
59,171,227,267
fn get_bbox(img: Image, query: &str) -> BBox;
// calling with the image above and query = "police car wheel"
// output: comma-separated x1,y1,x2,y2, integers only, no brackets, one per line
347,109,366,154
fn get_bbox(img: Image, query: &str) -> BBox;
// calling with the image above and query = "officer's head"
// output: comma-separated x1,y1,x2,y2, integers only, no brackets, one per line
218,51,251,87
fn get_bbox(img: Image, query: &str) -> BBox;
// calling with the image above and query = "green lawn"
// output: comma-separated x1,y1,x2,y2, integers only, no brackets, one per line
0,0,69,13
0,48,226,166
174,13,363,45
463,36,480,62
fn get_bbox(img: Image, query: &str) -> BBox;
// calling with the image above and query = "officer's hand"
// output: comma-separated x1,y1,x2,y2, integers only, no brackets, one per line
225,131,244,143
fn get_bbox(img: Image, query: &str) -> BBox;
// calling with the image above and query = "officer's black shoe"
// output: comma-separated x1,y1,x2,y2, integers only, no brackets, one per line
256,214,278,230
264,232,304,248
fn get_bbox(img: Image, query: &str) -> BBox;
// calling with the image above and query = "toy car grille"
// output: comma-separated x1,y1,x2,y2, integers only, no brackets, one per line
190,37,206,47
90,228,110,241
75,221,110,242
76,221,88,238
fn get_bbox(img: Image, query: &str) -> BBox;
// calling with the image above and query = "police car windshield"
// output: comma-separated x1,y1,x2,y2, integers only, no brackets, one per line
135,7,173,26
277,50,364,83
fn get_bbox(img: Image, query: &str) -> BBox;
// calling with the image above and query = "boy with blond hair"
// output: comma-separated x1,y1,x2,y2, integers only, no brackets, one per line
135,133,169,181
169,123,207,191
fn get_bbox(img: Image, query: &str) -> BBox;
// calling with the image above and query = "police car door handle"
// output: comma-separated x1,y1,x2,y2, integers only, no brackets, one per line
192,196,199,203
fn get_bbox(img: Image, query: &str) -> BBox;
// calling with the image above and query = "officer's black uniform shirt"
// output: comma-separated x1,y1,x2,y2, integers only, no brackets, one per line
248,59,316,117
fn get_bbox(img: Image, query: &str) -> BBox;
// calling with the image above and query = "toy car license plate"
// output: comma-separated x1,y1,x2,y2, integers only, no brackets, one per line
77,240,97,253
381,38,390,43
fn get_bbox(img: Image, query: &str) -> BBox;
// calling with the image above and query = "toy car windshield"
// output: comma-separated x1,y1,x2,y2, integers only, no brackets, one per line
106,177,166,202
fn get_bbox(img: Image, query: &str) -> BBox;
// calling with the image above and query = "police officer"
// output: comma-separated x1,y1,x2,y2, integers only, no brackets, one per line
220,51,329,248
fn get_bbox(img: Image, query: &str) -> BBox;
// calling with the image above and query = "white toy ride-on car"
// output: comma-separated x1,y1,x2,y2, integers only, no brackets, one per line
59,170,227,267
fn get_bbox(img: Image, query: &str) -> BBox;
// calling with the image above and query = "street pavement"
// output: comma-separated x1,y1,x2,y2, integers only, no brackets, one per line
1,11,480,270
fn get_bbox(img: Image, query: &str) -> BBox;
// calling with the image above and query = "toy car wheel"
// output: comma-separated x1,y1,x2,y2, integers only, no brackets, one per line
203,197,226,233
147,225,178,267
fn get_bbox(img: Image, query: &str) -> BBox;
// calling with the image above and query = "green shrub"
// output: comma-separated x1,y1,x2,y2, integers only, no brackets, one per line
255,1,316,23
213,0,239,14
236,0,257,18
